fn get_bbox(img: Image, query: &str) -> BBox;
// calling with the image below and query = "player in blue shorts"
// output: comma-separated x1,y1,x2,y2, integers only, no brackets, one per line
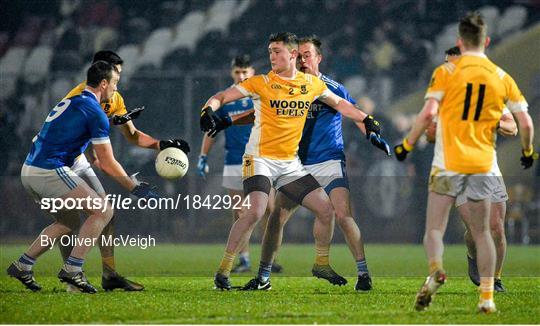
7,61,157,293
197,55,281,273
240,35,387,291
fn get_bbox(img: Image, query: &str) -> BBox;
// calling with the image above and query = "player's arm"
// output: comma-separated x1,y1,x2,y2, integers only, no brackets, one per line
497,111,517,137
394,98,439,161
119,120,160,150
93,142,136,191
231,109,255,125
320,92,390,154
200,87,248,132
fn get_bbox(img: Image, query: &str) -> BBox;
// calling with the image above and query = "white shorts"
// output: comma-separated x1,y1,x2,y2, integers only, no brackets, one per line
304,160,348,194
71,155,105,195
222,164,243,191
21,163,85,202
242,155,309,190
429,167,505,207
455,175,507,206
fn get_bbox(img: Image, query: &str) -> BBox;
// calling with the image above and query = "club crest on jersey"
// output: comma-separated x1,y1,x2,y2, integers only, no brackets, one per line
300,85,308,94
104,103,111,113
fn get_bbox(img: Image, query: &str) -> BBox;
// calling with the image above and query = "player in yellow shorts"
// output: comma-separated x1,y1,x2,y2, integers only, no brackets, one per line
62,51,190,291
395,13,536,313
200,32,390,290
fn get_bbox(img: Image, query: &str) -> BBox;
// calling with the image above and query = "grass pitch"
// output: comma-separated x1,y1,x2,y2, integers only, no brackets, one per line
1,244,539,324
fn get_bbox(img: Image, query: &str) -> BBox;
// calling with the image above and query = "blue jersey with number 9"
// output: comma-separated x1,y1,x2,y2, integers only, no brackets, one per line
25,90,110,169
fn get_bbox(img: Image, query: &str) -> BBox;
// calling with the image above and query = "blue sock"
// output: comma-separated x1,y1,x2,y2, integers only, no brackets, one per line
65,256,84,272
356,259,369,276
239,253,250,267
18,253,36,270
257,261,272,282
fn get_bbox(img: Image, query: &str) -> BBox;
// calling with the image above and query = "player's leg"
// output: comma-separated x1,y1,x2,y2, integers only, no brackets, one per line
229,188,252,273
57,181,114,294
257,188,283,273
280,174,346,286
490,200,507,292
329,186,372,291
7,210,78,292
459,191,481,286
242,191,298,290
214,175,271,290
457,176,497,313
415,190,454,311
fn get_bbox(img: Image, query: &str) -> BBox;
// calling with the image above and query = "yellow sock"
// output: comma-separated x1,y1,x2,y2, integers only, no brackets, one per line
428,260,443,275
217,251,236,277
479,277,494,301
102,256,115,273
315,245,329,265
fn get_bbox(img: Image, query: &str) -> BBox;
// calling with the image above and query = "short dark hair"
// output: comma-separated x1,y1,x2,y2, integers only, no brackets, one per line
269,32,298,51
87,61,118,88
299,35,322,55
231,54,252,68
92,50,124,65
459,12,487,47
445,46,461,56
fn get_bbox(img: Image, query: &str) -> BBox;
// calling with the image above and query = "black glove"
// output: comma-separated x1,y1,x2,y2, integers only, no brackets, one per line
369,133,391,155
200,106,217,132
394,139,413,162
363,115,381,138
159,139,190,154
208,115,232,138
131,182,159,199
112,106,145,125
520,148,539,169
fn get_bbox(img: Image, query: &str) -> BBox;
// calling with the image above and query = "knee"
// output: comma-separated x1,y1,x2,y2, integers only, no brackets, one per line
490,220,505,239
317,202,335,224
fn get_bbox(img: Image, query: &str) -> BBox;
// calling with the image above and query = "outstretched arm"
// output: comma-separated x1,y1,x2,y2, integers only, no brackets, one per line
319,92,367,123
204,87,246,111
119,120,160,150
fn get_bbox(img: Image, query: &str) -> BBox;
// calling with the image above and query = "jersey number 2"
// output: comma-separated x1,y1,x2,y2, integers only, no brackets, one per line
462,83,485,121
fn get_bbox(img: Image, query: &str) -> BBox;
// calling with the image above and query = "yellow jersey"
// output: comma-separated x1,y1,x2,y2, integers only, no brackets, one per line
64,82,127,118
425,52,528,174
236,71,331,160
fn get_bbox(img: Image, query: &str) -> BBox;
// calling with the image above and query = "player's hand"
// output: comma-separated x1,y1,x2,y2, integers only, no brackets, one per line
159,139,190,154
200,106,216,132
197,155,209,177
520,148,539,169
112,106,145,125
363,115,381,138
369,133,391,155
131,182,159,199
208,115,232,138
394,139,413,161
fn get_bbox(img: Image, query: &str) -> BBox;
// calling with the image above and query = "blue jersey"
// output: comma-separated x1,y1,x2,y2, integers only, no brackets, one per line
25,90,110,169
216,96,253,165
298,74,356,165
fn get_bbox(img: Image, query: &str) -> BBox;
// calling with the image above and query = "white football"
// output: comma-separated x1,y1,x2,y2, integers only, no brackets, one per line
155,147,189,179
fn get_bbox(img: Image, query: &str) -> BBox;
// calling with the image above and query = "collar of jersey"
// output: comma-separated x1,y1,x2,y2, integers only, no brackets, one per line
269,70,298,82
461,51,487,58
82,88,99,102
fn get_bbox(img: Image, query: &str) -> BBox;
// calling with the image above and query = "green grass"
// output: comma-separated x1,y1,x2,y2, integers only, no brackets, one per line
1,244,539,324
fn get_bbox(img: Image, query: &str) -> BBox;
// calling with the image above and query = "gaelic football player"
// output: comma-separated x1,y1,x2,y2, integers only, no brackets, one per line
394,13,536,313
200,32,389,290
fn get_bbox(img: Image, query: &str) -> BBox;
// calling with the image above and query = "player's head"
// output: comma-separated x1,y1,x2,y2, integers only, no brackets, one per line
444,46,461,63
268,32,298,73
86,60,120,103
92,50,124,73
230,54,254,84
457,12,490,52
298,35,322,76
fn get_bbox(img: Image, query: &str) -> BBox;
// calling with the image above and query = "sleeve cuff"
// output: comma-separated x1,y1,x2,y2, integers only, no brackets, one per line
424,91,444,102
91,137,111,145
235,85,249,97
506,100,528,113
